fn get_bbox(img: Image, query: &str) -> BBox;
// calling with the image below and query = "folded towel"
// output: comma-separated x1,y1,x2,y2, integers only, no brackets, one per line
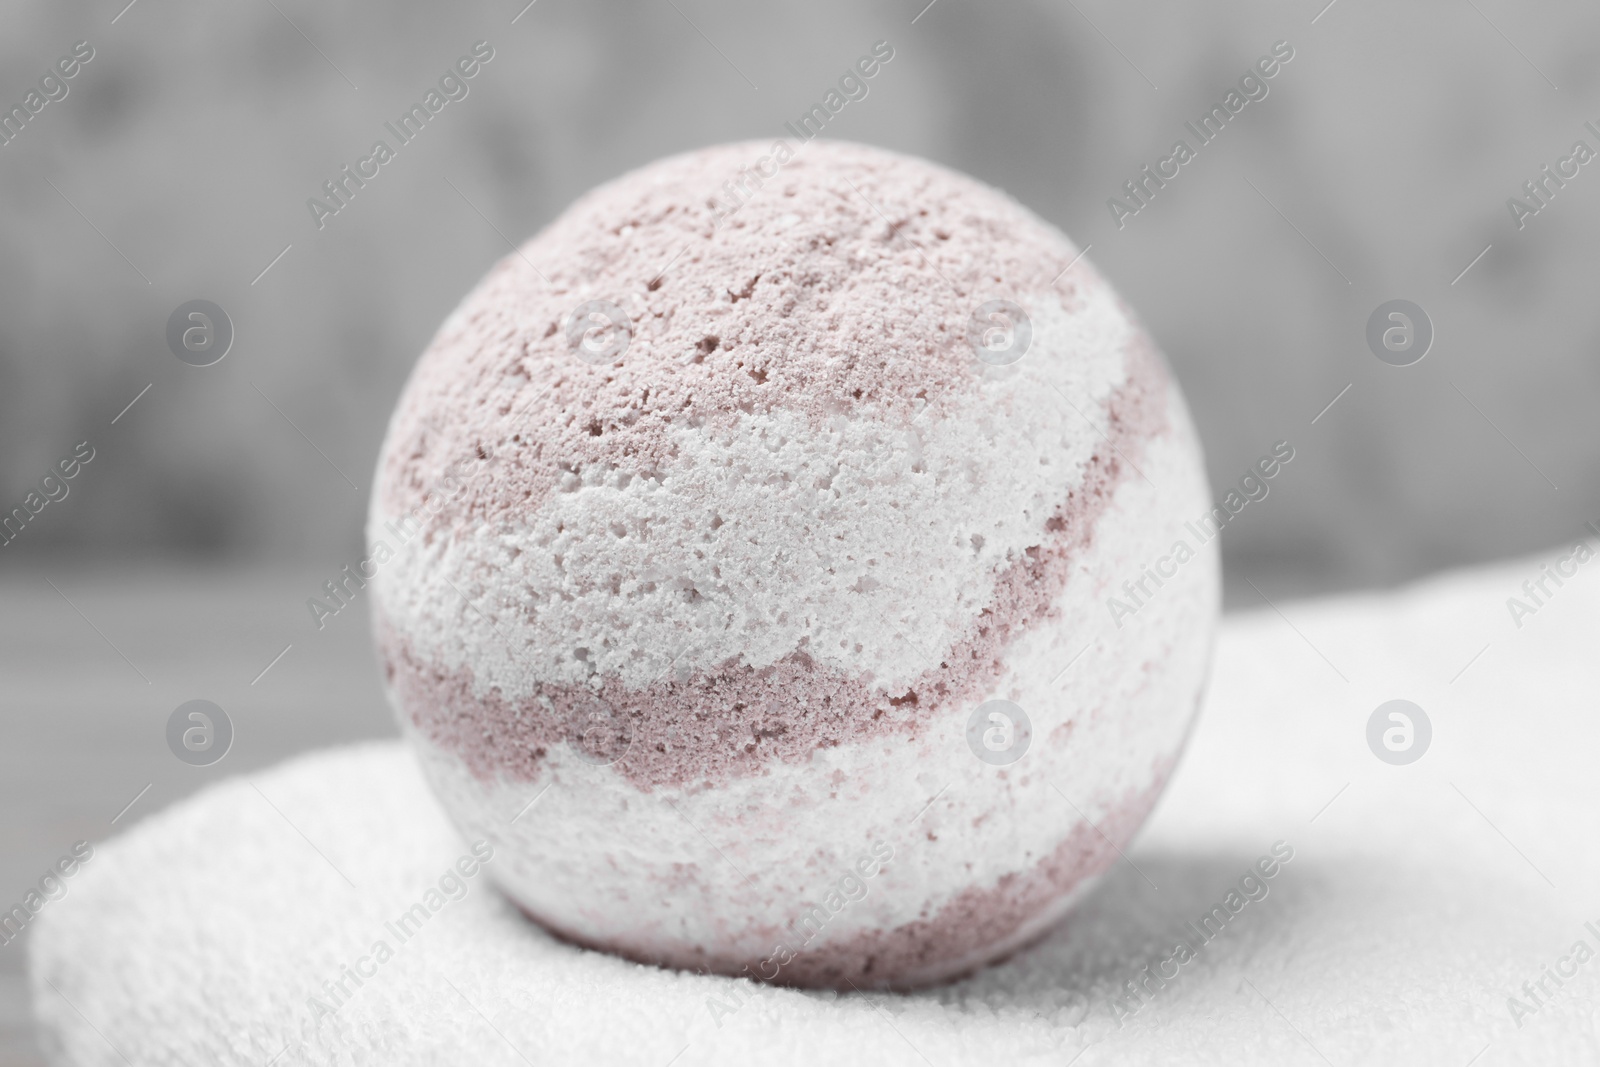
30,554,1600,1065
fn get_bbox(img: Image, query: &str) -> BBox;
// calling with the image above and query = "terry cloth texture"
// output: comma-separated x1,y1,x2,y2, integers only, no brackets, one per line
30,552,1600,1066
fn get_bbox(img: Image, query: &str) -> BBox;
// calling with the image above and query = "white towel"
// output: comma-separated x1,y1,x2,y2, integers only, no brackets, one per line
30,553,1600,1065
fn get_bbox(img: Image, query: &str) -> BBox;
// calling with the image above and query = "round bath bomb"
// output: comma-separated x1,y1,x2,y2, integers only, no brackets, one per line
370,140,1218,989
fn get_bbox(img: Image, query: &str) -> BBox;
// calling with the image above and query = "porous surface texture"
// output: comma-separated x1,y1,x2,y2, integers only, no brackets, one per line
367,140,1218,988
32,557,1600,1065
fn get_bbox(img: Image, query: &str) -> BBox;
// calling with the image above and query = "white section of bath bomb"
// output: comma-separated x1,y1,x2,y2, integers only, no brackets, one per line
407,389,1217,984
371,294,1135,697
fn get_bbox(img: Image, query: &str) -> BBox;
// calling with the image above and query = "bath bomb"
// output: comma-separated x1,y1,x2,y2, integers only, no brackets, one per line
369,140,1218,989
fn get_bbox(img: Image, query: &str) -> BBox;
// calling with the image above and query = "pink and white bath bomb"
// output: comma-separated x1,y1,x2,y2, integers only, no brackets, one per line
369,141,1218,989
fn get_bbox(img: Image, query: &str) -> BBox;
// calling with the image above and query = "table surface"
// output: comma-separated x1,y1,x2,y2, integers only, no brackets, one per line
0,563,398,1067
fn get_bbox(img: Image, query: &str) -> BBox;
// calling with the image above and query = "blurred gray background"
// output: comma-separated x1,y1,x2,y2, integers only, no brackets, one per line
3,0,1597,595
2,0,1598,1062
